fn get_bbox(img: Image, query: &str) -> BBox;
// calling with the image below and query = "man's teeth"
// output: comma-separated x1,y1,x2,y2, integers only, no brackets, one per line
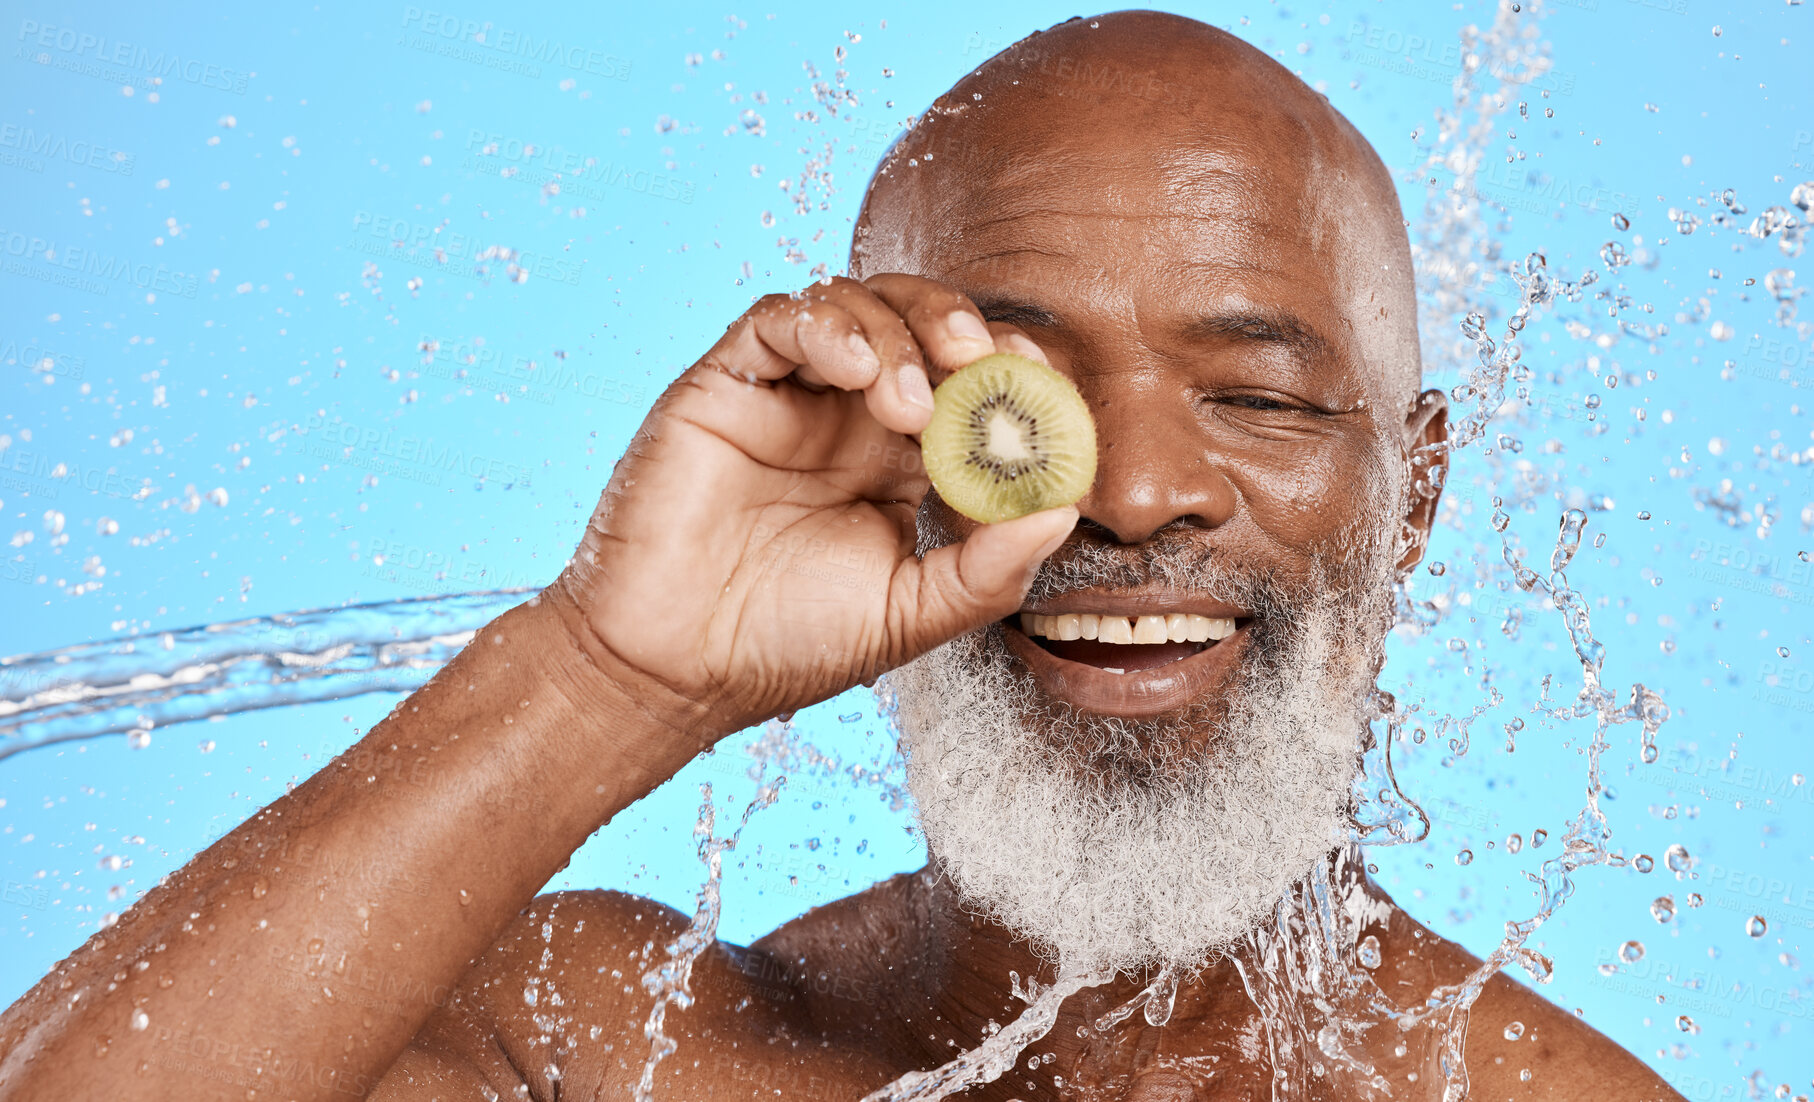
1017,612,1236,643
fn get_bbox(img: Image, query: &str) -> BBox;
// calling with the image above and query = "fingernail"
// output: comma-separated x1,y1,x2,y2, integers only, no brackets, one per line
898,363,935,412
946,311,993,346
1004,332,1048,363
1032,508,1077,559
846,333,881,374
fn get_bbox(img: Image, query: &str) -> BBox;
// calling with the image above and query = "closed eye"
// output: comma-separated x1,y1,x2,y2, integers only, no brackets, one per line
1225,394,1293,412
1207,391,1313,414
1199,390,1347,420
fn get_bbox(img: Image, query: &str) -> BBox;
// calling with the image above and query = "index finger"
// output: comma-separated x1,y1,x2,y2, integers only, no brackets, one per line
862,274,999,385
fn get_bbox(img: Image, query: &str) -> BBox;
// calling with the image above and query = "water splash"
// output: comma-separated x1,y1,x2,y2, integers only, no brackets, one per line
634,769,786,1102
857,962,1113,1102
740,712,909,812
1089,965,1182,1034
1382,506,1669,1102
1228,848,1401,1099
0,588,533,760
1407,0,1557,413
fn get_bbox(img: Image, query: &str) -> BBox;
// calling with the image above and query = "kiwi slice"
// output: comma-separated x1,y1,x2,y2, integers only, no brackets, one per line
920,352,1098,524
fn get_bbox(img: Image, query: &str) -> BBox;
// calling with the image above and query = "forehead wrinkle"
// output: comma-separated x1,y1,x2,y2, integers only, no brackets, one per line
963,149,1288,223
931,163,1313,291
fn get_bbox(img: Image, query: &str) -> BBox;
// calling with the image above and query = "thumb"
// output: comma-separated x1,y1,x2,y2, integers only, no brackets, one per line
891,505,1077,660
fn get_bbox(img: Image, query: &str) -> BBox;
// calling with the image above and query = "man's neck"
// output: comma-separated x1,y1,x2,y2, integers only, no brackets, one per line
892,845,1388,1074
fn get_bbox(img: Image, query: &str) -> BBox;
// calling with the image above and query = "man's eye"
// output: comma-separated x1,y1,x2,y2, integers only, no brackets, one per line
1224,394,1294,412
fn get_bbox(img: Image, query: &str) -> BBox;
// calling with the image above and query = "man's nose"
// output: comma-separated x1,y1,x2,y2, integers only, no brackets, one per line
1074,386,1236,545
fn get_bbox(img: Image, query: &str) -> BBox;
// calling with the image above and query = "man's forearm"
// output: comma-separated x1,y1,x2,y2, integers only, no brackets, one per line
0,592,708,1101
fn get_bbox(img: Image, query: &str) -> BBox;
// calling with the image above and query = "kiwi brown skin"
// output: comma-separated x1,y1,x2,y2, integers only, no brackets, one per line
919,353,1098,524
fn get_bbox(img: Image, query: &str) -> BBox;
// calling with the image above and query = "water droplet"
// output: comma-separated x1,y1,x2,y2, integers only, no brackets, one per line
1611,212,1630,231
1506,833,1523,854
1357,934,1382,970
1520,1069,1532,1082
459,889,472,906
1633,854,1655,874
130,1008,149,1031
1666,844,1694,876
1676,1014,1699,1034
1652,895,1676,923
1747,915,1768,938
1686,892,1704,908
1456,849,1474,866
1619,939,1646,963
1531,829,1548,848
1779,646,1792,658
1503,1020,1525,1041
1143,970,1178,1027
250,878,268,900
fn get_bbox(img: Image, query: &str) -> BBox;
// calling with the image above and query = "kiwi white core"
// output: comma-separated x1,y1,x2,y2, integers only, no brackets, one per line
985,411,1033,462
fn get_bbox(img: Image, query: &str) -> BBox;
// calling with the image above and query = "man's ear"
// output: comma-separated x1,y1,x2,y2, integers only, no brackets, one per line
1396,388,1450,575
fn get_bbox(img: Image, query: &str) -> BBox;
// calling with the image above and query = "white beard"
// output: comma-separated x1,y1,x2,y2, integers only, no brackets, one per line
886,569,1384,979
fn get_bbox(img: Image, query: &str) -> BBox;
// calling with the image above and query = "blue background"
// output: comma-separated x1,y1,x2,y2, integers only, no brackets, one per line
1,1,1810,1097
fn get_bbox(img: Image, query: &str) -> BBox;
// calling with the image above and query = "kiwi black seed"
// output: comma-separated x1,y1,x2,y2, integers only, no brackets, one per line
920,352,1098,524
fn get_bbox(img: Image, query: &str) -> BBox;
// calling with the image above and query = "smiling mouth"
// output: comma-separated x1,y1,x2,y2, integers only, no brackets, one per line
1011,612,1241,674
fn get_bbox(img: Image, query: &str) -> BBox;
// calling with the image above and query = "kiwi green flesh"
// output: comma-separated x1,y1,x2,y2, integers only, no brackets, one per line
920,353,1098,525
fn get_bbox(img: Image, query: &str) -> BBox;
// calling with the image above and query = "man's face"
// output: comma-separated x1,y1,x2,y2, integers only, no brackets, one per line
863,48,1440,975
863,93,1428,734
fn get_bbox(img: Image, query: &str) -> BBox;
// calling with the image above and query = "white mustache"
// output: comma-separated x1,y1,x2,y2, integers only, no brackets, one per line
1015,533,1385,629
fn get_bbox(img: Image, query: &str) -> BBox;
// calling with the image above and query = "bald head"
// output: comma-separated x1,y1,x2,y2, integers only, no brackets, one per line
852,10,1422,408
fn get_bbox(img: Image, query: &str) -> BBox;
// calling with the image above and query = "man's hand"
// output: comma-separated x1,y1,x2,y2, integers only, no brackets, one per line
551,273,1078,744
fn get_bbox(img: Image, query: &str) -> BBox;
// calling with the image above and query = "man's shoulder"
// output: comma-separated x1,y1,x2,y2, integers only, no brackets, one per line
471,888,810,1020
1381,905,1685,1101
1463,971,1684,1100
404,889,892,1099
